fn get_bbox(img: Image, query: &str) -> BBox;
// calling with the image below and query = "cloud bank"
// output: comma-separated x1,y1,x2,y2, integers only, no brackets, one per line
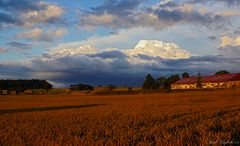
0,40,192,86
1,39,240,87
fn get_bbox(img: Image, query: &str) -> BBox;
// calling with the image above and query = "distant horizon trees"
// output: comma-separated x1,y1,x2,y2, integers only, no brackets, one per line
143,73,180,90
0,79,52,92
182,72,190,79
70,83,94,91
215,70,229,75
142,74,158,90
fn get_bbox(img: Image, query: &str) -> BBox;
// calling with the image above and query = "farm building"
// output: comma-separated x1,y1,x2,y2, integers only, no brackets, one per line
1,90,8,95
171,73,240,90
10,90,17,95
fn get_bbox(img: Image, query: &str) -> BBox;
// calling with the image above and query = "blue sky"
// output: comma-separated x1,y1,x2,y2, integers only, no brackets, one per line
1,0,240,87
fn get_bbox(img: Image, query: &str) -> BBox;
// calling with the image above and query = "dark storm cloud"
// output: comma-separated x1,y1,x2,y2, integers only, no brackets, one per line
134,54,162,61
1,51,240,87
162,56,224,66
88,50,128,59
234,30,240,35
188,0,240,6
218,45,240,58
28,52,139,86
0,63,31,78
160,55,240,75
91,0,145,15
0,0,36,28
221,0,240,5
31,51,131,73
0,12,23,27
153,9,223,25
0,0,39,11
208,36,217,40
7,41,32,50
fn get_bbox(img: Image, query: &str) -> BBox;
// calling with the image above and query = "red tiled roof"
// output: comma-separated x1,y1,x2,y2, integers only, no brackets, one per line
173,73,240,85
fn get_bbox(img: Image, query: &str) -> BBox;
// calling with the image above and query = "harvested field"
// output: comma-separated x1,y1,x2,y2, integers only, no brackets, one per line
0,89,240,145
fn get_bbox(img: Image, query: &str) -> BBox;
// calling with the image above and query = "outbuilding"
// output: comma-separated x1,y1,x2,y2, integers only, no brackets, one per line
171,73,240,90
1,90,8,95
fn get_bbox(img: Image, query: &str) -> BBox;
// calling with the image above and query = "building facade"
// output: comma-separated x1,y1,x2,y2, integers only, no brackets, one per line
171,73,240,90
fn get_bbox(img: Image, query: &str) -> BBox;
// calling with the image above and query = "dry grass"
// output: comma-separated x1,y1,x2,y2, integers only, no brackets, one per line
0,89,240,145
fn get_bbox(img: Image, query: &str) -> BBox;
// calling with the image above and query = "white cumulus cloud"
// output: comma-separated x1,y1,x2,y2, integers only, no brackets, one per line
49,44,97,58
47,40,191,60
220,35,240,47
125,40,191,59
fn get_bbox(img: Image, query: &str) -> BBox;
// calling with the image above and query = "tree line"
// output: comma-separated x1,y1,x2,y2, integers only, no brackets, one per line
142,73,181,90
70,84,94,91
142,70,230,90
0,79,52,92
69,70,230,92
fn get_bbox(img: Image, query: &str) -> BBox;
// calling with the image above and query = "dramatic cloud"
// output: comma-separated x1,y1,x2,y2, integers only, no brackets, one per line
78,0,226,30
0,0,39,11
78,0,145,30
25,39,240,86
21,2,65,26
189,0,240,6
0,39,193,86
6,41,32,51
217,35,240,58
16,27,67,42
219,45,240,58
49,40,191,59
0,61,31,79
0,0,65,29
161,55,240,74
151,8,222,26
125,40,191,59
48,44,97,58
0,0,240,87
220,35,240,47
1,52,240,87
1,38,240,87
0,11,23,28
91,0,145,14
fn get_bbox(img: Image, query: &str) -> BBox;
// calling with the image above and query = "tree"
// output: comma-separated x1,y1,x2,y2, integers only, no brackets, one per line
182,72,190,79
215,70,229,75
70,83,94,91
196,72,202,89
107,84,116,91
142,74,157,90
164,74,180,90
156,77,167,89
0,79,52,92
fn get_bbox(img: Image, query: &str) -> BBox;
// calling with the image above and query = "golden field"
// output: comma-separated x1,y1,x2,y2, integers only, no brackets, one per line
0,89,240,145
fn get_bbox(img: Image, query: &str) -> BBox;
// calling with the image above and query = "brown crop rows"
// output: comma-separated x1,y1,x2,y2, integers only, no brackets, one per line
0,89,240,145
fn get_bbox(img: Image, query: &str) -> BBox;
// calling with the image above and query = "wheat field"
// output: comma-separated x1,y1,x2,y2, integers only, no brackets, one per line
0,89,240,145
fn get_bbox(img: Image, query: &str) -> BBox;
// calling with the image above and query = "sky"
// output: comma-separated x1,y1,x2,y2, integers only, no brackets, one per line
0,0,240,87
